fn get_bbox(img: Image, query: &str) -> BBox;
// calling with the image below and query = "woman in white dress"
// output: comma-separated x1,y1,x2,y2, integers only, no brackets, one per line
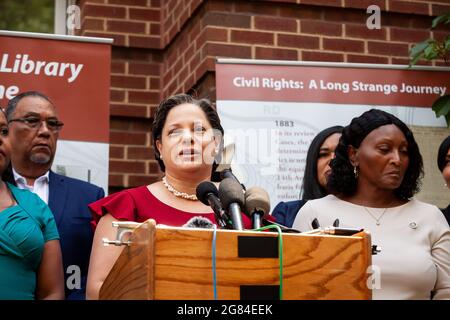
293,109,450,300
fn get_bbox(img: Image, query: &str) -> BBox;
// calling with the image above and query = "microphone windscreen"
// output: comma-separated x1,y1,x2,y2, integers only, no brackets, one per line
182,216,215,229
196,181,219,206
244,187,271,217
218,177,245,208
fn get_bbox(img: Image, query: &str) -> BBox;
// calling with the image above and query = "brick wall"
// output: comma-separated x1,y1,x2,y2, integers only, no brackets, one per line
75,0,450,192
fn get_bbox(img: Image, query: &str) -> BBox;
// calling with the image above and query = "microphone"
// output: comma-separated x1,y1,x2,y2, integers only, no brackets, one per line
196,181,229,228
215,143,246,190
244,187,271,229
218,177,245,230
182,216,215,229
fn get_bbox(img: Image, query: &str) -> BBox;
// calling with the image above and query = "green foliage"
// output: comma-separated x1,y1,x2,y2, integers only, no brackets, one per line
409,13,450,127
0,0,55,33
432,95,450,127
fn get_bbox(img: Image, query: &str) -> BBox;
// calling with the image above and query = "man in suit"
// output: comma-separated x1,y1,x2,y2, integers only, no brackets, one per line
5,91,105,299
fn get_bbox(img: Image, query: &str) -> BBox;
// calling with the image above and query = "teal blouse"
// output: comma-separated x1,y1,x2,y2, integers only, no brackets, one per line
0,183,59,300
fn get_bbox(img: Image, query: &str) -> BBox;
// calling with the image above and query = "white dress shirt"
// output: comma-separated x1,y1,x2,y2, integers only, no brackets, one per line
13,168,50,204
293,194,450,300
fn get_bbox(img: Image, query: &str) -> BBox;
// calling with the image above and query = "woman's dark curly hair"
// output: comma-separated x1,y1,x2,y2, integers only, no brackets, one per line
437,135,450,172
327,109,423,200
152,93,224,174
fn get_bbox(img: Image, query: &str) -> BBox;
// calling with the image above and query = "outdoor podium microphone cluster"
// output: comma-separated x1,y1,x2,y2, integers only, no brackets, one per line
244,186,271,229
196,177,272,231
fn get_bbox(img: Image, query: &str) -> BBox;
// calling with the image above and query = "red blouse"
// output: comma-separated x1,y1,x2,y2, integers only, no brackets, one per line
89,185,251,229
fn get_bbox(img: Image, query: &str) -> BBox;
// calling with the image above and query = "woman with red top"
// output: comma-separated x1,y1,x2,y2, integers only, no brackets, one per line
86,94,249,299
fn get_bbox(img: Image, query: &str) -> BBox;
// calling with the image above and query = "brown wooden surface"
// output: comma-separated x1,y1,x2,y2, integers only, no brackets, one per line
99,219,156,299
100,223,372,300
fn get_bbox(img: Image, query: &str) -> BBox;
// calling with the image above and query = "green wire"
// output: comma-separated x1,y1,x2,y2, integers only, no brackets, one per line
252,225,283,300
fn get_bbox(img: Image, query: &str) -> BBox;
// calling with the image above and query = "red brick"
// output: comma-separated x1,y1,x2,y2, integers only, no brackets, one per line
110,118,130,130
110,90,125,102
433,31,449,42
392,57,432,66
82,18,104,30
302,51,344,62
324,9,364,23
150,23,161,35
194,58,215,80
389,0,429,15
205,0,234,11
300,0,342,7
204,43,252,59
231,30,274,45
128,174,161,186
411,17,433,29
110,104,148,117
203,12,251,28
279,7,322,20
84,4,126,18
129,8,160,20
111,61,126,74
254,16,297,33
128,146,155,160
130,120,152,132
150,77,160,89
301,20,343,37
383,14,413,28
107,20,146,34
368,41,409,56
323,38,365,53
129,35,161,48
345,24,387,40
110,146,125,159
150,0,161,6
205,27,228,42
432,4,450,16
347,54,389,64
189,51,201,70
390,27,430,44
278,34,320,49
110,160,146,174
129,62,160,76
108,0,149,5
236,2,279,15
108,174,124,186
147,161,161,174
111,75,147,89
129,90,160,104
110,131,147,145
344,0,386,10
255,47,298,61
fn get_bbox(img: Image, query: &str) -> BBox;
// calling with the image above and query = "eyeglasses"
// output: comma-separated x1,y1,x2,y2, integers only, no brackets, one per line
9,117,64,132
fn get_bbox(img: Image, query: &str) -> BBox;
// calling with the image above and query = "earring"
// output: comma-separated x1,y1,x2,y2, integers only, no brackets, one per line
159,154,163,160
353,166,359,179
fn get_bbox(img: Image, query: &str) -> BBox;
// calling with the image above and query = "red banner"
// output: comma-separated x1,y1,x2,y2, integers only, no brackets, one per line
0,32,111,143
217,63,450,108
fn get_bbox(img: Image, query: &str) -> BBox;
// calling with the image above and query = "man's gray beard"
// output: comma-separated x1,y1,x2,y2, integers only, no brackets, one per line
30,154,52,165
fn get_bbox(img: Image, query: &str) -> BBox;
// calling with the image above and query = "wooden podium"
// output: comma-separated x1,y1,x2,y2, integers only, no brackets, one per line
99,219,372,300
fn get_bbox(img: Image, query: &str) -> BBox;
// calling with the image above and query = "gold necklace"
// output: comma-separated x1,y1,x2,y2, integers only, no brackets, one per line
363,207,388,226
162,176,198,201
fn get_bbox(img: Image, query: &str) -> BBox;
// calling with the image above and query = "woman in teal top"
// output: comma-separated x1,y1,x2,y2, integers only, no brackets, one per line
0,108,64,299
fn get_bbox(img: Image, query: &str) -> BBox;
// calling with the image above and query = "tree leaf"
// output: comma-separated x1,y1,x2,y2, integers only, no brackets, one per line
432,14,450,28
432,95,450,118
409,40,430,65
423,43,440,60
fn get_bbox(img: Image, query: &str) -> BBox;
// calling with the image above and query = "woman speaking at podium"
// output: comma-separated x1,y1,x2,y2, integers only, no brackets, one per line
293,109,450,300
87,94,230,299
